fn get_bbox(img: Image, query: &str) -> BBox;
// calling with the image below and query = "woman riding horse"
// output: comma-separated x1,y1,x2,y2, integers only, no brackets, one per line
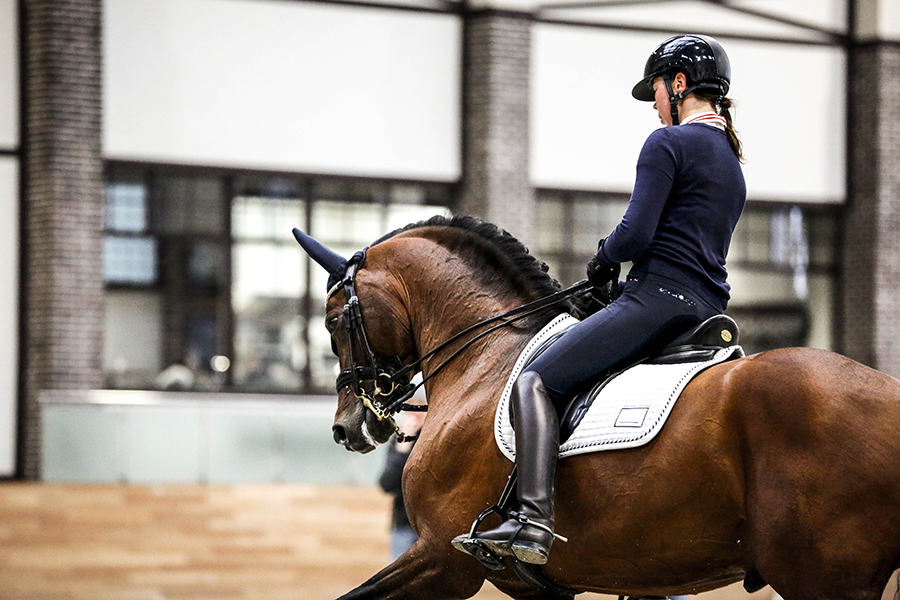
294,221,900,600
452,34,747,566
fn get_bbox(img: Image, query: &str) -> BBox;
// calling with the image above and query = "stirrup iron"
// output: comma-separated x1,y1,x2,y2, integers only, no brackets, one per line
451,468,519,570
455,537,506,571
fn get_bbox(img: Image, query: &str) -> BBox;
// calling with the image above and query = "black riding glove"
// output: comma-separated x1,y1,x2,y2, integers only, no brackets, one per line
586,240,620,288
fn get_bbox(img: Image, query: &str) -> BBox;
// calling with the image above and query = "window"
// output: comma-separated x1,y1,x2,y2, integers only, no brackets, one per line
103,166,454,394
535,190,630,285
231,178,452,393
231,182,307,392
104,174,156,285
728,204,838,274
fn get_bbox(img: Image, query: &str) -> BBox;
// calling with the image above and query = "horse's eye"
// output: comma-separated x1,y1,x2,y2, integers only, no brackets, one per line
325,316,339,334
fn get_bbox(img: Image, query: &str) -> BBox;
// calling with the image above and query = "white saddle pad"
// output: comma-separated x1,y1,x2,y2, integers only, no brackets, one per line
494,313,744,461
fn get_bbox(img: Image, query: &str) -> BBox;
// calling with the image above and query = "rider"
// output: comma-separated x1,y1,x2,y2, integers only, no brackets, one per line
452,34,746,566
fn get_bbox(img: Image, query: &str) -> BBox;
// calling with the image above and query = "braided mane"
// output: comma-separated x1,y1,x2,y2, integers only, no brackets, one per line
373,215,576,320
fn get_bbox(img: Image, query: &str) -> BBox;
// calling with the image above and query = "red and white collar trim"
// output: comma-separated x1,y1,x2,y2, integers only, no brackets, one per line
681,111,726,130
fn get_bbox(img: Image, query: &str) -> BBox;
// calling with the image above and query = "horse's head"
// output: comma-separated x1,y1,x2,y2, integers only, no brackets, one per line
294,228,416,453
294,216,569,453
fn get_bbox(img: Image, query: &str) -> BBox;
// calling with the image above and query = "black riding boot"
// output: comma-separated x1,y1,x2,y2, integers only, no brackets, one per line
452,371,562,565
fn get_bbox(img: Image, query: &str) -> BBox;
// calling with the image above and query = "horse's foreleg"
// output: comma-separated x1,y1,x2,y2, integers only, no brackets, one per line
336,538,488,600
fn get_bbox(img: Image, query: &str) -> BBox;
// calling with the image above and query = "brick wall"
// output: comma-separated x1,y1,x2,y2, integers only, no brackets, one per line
21,0,104,479
842,42,900,377
459,10,536,248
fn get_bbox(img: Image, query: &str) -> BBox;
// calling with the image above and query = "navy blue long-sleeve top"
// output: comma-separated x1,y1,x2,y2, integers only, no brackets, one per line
596,123,746,309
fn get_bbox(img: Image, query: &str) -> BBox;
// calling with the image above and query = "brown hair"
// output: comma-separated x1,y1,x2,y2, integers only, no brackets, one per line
695,90,744,162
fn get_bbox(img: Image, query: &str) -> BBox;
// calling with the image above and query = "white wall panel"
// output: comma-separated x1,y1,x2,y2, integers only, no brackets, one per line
103,0,461,180
0,157,18,477
878,0,900,39
531,27,659,194
730,41,845,202
532,25,846,203
0,0,18,150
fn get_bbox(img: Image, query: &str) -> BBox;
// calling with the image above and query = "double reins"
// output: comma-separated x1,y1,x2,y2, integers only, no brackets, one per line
383,279,593,414
331,247,592,435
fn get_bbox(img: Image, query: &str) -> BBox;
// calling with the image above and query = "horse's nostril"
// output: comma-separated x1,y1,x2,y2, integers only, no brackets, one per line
333,425,348,446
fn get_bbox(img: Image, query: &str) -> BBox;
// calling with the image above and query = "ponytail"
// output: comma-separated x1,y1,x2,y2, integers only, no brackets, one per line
717,96,744,163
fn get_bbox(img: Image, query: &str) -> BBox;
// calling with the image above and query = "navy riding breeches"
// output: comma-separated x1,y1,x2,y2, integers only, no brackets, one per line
524,271,722,404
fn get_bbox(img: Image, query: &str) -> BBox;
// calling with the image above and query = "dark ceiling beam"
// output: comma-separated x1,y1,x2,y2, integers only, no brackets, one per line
701,0,848,42
534,16,843,46
535,0,849,46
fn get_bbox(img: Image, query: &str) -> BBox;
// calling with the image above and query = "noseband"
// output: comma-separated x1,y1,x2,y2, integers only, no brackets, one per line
329,249,593,437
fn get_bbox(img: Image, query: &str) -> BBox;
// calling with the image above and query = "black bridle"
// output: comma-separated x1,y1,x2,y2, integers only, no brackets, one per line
329,248,593,438
330,249,420,429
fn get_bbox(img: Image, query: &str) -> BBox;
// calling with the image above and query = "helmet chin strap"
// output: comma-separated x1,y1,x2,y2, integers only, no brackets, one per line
663,74,681,126
663,73,711,127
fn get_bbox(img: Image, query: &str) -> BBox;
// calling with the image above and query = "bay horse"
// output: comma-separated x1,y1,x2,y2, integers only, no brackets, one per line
297,215,900,600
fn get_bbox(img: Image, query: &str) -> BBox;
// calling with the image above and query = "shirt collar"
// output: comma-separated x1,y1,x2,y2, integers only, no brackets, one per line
681,111,727,130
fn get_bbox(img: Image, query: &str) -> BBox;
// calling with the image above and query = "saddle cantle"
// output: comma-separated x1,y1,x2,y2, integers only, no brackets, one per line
559,314,740,443
649,314,739,365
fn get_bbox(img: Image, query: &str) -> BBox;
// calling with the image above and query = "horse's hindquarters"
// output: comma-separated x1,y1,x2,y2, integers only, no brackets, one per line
725,349,900,600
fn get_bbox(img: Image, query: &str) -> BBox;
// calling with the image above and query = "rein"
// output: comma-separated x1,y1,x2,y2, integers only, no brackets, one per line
330,247,592,440
383,279,593,413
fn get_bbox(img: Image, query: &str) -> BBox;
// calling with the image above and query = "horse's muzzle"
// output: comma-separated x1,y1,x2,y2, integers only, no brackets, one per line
332,423,375,453
331,419,379,454
332,389,397,453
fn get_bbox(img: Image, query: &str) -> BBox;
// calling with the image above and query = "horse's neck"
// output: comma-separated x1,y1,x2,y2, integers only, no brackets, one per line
409,276,537,405
384,234,545,408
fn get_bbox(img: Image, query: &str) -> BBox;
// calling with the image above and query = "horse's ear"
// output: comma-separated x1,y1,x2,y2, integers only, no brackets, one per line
292,227,347,277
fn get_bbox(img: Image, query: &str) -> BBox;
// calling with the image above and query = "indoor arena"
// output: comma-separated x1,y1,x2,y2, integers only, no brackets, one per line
4,0,900,598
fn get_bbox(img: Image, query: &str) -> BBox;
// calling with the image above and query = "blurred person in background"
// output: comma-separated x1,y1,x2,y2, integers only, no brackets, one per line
378,383,427,560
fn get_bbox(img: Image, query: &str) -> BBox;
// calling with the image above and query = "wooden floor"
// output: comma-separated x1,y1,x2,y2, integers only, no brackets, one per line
0,484,786,600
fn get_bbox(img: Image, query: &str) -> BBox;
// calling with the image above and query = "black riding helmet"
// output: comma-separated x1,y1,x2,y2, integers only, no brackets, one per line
631,34,731,126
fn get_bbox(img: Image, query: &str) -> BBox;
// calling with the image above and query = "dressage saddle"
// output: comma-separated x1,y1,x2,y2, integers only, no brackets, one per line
542,313,740,444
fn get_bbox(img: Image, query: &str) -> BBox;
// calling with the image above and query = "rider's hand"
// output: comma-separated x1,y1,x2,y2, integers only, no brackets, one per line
586,242,620,288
